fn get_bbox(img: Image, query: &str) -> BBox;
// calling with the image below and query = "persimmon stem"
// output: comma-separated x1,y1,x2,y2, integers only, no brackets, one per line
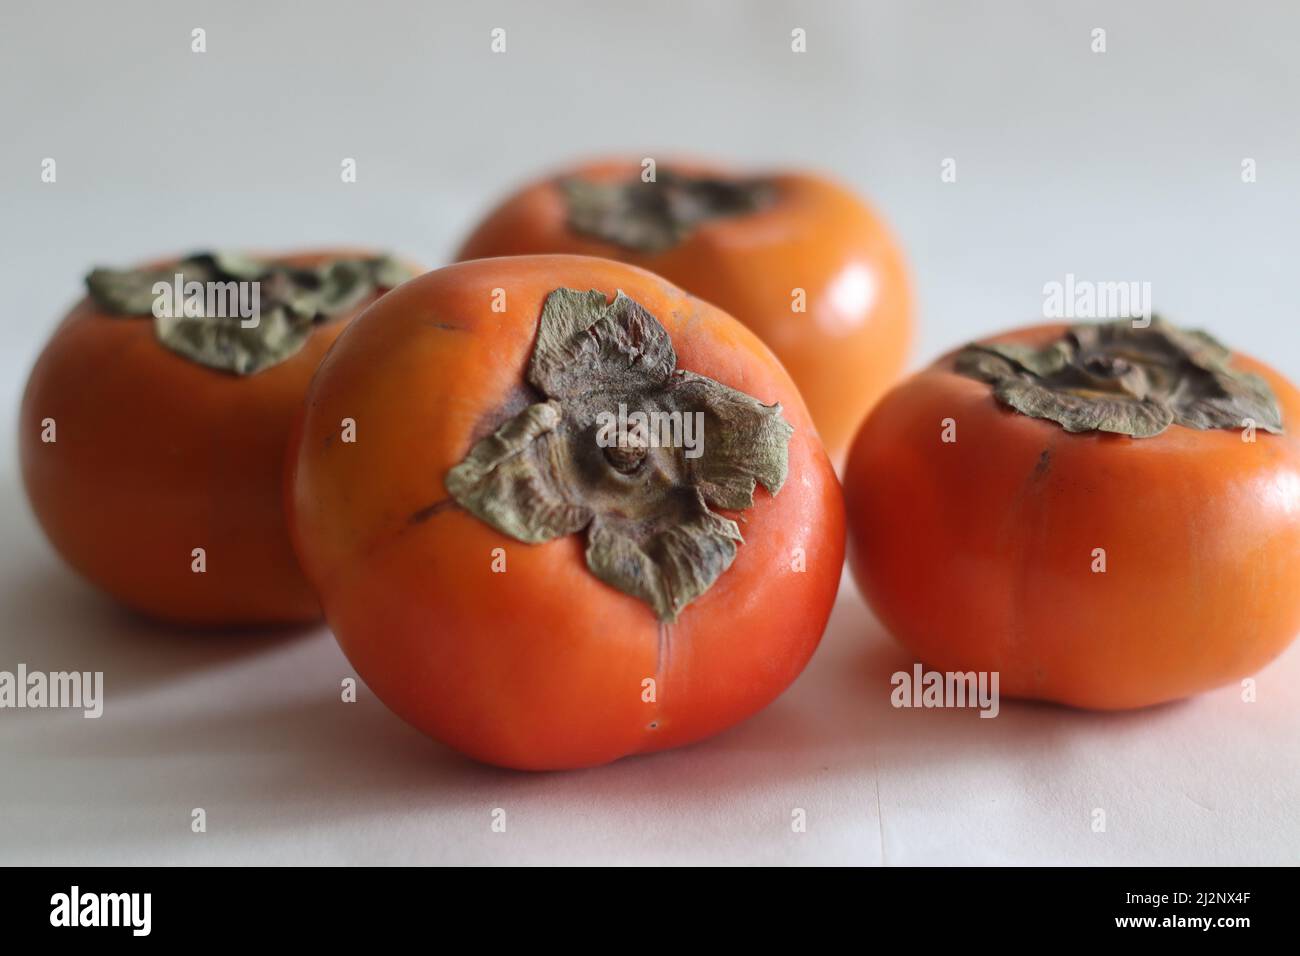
956,318,1284,438
84,252,411,375
445,288,793,622
561,170,775,253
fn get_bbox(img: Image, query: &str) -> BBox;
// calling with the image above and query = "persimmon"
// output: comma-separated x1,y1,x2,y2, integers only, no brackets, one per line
456,158,913,457
19,249,416,626
286,254,845,770
844,317,1300,709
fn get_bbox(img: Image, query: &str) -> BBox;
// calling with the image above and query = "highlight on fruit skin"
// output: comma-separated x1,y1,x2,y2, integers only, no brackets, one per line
18,248,418,626
843,316,1300,710
286,254,846,770
455,157,914,458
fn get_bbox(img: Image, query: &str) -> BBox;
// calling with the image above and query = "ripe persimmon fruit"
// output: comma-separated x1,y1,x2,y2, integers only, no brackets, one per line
456,158,913,457
845,317,1300,709
287,254,845,770
19,249,416,626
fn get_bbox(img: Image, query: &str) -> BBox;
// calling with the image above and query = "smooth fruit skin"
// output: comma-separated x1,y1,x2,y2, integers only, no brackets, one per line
287,255,845,770
844,323,1300,710
456,159,913,458
19,249,405,626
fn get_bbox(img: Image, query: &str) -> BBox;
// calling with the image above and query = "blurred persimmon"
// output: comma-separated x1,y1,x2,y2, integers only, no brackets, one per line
19,249,416,626
845,317,1300,709
457,158,913,458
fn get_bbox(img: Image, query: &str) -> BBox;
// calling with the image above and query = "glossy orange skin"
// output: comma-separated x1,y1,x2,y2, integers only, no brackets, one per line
19,249,410,626
845,322,1300,710
287,255,845,770
456,159,913,458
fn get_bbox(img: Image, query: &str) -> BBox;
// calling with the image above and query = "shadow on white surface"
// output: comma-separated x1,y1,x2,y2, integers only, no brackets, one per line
1,477,1297,864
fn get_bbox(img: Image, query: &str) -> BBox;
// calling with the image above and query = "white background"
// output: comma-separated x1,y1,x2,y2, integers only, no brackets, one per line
1,1,1297,864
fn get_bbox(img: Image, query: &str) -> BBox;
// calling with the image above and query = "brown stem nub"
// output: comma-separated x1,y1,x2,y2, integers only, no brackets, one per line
604,438,648,475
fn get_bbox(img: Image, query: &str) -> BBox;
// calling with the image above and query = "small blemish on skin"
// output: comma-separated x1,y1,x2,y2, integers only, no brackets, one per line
1033,447,1051,478
408,498,456,525
648,721,659,730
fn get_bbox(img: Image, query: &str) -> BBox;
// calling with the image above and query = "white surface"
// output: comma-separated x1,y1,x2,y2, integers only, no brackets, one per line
2,551,1297,866
2,0,1299,865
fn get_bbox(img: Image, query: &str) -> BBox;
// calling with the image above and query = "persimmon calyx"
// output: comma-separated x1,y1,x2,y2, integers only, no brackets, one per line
85,252,412,375
955,317,1284,438
561,170,775,254
446,288,793,622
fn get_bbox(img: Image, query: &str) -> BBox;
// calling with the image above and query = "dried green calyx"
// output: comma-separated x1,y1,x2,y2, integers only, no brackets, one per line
446,288,793,622
86,251,412,375
561,170,775,254
955,317,1284,438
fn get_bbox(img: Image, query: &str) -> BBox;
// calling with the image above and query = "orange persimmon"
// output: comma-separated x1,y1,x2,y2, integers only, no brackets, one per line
286,254,845,769
19,248,415,626
844,317,1300,709
456,158,913,457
